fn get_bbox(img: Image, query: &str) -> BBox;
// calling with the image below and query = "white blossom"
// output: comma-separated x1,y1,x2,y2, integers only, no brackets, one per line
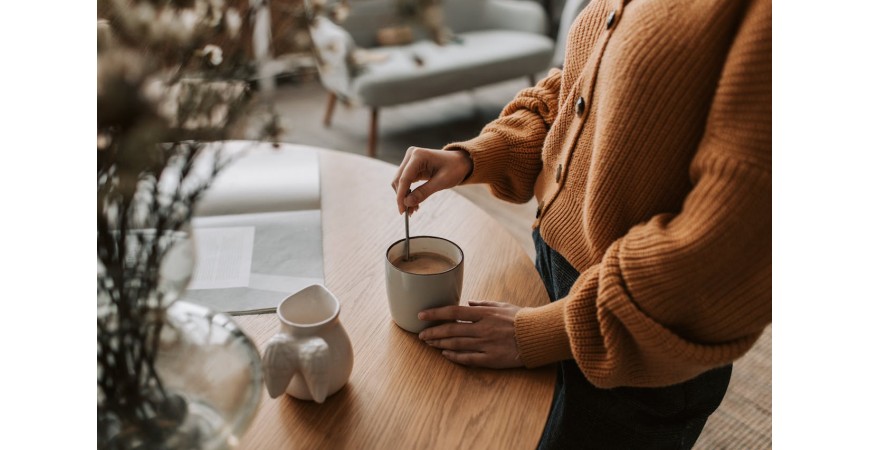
225,8,242,38
203,44,224,66
179,9,200,41
134,2,156,24
208,0,226,25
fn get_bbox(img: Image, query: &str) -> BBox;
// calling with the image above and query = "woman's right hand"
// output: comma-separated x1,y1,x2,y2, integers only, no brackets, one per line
391,147,473,215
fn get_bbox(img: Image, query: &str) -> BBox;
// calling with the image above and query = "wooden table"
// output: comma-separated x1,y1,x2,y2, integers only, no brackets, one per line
232,143,555,449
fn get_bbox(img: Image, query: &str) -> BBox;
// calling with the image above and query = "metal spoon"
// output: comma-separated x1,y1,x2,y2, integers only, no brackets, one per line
404,190,411,261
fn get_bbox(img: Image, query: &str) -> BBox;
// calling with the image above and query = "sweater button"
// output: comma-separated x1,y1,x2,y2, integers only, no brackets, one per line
606,10,617,29
536,202,543,219
575,97,585,116
556,164,562,183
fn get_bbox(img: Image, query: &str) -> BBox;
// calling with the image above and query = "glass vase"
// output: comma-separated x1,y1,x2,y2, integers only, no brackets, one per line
98,228,262,449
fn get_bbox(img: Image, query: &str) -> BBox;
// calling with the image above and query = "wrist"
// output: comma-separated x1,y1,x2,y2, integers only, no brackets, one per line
515,301,573,368
446,149,474,182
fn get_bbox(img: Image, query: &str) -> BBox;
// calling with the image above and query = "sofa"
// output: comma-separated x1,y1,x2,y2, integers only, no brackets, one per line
306,0,555,157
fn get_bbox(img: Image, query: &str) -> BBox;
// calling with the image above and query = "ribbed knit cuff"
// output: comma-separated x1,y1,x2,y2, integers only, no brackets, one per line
443,131,511,186
515,300,573,368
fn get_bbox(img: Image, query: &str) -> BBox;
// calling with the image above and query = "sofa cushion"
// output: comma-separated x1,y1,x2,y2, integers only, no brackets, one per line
352,30,554,107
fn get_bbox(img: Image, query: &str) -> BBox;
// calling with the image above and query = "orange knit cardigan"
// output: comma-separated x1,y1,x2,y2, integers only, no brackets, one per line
444,0,771,388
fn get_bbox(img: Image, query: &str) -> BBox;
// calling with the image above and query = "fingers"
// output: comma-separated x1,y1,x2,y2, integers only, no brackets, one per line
418,305,485,323
391,147,416,213
390,146,470,214
405,183,431,208
392,146,439,214
418,321,487,368
419,321,482,340
424,336,480,351
391,146,415,193
468,301,509,307
417,301,523,369
440,350,489,367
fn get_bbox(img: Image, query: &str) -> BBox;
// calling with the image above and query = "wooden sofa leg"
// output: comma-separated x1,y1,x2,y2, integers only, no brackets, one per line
367,108,379,158
323,92,337,127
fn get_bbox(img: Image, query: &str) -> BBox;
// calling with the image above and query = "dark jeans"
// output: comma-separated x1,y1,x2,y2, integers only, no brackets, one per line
532,229,731,450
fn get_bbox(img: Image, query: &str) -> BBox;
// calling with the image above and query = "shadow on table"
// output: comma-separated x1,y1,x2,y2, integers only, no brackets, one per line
277,382,361,448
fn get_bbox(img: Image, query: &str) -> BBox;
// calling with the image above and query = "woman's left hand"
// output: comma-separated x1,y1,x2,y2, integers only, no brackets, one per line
417,301,524,369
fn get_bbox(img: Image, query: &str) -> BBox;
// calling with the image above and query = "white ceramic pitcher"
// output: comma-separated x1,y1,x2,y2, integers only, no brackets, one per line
262,284,353,403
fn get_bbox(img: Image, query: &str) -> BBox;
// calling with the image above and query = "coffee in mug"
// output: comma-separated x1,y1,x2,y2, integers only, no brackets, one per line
389,251,455,275
385,236,464,333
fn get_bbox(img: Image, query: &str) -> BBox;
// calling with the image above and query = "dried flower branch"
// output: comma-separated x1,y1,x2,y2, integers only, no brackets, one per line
96,0,286,447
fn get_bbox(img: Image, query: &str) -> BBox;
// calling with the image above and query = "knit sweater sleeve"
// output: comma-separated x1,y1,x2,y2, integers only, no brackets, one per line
442,68,562,204
515,0,771,388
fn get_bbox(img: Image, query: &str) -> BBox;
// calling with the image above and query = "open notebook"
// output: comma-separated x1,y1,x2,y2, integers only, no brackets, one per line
181,141,325,315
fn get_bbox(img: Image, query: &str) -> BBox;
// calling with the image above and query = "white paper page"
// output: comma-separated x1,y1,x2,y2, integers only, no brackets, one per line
187,227,255,289
183,211,324,314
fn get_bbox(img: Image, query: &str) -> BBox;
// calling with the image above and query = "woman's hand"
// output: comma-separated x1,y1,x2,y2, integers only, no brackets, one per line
417,301,524,369
391,147,472,214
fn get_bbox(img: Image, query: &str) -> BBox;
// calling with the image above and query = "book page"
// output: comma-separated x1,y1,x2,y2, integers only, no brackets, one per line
186,227,255,290
184,210,324,314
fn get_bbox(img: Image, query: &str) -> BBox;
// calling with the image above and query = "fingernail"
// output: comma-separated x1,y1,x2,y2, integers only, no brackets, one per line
410,191,423,205
417,312,425,320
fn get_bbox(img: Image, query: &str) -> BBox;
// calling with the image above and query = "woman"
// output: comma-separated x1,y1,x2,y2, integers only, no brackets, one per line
391,0,771,447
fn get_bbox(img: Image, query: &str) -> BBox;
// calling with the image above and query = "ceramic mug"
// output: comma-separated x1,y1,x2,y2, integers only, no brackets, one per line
385,236,464,333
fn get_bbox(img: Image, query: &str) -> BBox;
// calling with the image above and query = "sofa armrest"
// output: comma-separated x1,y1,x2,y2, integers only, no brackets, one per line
484,0,548,35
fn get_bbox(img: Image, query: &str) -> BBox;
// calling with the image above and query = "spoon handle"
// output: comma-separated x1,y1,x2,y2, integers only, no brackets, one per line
404,190,411,260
